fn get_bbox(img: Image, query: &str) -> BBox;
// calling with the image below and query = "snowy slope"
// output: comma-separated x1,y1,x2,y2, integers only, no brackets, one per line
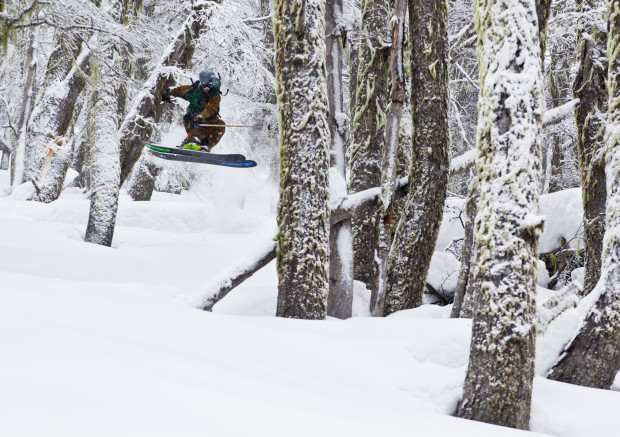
1,169,619,436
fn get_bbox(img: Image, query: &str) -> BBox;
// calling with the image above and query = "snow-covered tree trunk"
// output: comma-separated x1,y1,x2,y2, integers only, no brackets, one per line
367,0,407,316
126,153,160,201
11,25,39,186
381,0,450,315
536,0,551,60
273,0,331,319
453,0,551,319
573,0,608,295
546,0,620,388
326,0,353,319
0,134,9,170
456,0,545,429
118,1,218,185
69,96,93,188
84,0,125,246
348,0,391,288
31,41,92,203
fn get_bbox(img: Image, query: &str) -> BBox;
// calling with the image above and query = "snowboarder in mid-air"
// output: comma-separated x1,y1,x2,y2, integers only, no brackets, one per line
161,70,225,152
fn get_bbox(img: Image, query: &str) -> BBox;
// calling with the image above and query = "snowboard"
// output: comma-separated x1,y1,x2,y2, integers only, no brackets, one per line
145,143,257,168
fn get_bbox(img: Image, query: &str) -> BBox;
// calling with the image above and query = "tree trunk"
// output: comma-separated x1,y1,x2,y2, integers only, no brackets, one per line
546,1,620,389
573,0,608,295
84,0,125,246
453,0,552,320
368,0,407,316
31,42,92,202
126,152,160,201
450,177,478,318
273,0,331,319
326,0,354,319
11,25,39,186
456,0,545,429
348,0,391,288
381,0,450,316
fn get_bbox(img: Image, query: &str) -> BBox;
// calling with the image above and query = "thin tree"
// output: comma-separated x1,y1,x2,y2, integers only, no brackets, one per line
573,0,608,295
30,36,91,203
348,0,391,288
546,0,620,388
273,0,331,319
380,0,450,315
456,0,545,429
326,0,354,319
367,0,406,316
11,24,39,186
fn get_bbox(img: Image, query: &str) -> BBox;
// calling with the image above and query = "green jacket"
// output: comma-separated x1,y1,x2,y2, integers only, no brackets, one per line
170,81,222,119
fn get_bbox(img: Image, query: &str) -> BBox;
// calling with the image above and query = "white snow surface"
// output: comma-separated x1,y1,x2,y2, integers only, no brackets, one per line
1,168,619,436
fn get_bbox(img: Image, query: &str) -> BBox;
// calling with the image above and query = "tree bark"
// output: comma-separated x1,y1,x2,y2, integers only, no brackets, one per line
382,0,450,316
546,0,620,389
126,152,160,201
326,0,354,319
368,0,407,316
450,177,479,318
456,0,545,429
348,0,391,288
11,25,39,186
273,0,331,319
84,9,123,247
573,0,608,295
31,41,92,203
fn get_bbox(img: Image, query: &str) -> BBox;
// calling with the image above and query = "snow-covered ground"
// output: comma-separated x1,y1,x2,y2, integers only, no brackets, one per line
1,167,619,437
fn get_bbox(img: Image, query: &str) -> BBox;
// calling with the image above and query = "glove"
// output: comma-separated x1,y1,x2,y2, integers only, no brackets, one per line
189,117,202,130
161,88,171,102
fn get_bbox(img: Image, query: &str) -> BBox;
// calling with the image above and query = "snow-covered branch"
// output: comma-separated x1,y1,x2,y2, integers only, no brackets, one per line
198,242,277,311
542,98,579,127
243,14,272,23
448,99,579,178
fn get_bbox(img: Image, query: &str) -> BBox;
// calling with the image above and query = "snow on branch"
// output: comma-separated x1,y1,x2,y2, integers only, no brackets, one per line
330,177,408,225
448,99,579,177
542,99,579,128
194,241,277,311
537,283,580,334
450,148,476,175
243,14,272,23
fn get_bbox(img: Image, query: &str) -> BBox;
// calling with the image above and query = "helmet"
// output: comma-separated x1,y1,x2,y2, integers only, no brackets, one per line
199,70,217,88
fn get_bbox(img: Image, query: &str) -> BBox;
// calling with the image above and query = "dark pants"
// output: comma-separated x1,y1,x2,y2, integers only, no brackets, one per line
185,117,226,150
